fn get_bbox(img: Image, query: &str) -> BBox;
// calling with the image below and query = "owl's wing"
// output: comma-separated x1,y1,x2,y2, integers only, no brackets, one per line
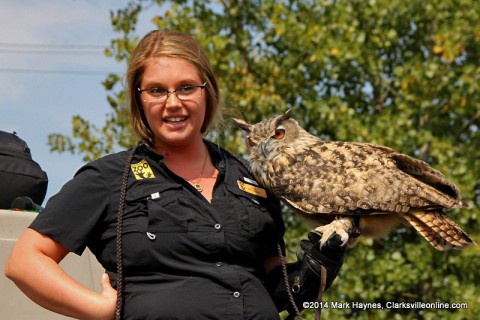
352,142,465,207
269,141,464,216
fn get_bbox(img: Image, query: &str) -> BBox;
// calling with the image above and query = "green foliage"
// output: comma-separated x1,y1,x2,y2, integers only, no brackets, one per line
49,0,480,318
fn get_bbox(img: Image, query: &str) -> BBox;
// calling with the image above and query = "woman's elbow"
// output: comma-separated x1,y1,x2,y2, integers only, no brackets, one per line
5,229,42,282
5,245,27,282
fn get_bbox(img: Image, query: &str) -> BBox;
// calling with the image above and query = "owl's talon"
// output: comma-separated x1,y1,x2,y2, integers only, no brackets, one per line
307,230,322,244
326,233,344,248
315,218,353,248
308,230,343,249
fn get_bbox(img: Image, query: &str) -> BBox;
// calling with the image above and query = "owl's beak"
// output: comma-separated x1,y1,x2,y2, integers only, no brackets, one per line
260,143,268,158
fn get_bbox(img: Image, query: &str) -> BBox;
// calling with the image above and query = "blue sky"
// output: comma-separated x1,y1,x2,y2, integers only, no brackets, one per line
1,1,162,203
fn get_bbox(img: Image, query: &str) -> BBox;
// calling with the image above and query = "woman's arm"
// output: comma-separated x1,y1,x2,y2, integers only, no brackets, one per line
4,228,117,320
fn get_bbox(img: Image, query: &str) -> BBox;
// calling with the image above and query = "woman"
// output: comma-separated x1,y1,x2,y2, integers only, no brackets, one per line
5,29,345,320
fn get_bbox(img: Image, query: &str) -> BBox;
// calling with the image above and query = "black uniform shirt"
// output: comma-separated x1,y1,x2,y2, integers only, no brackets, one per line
30,141,285,320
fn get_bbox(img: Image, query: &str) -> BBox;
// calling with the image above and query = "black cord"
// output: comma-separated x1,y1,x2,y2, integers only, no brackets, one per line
277,244,302,320
115,141,141,320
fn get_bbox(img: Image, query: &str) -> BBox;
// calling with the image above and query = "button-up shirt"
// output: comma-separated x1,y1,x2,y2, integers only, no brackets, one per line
30,141,285,320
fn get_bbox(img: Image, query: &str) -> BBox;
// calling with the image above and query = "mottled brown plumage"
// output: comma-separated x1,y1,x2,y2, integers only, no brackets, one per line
233,109,475,251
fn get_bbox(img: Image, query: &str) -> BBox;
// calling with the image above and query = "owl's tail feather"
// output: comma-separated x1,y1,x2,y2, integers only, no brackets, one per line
402,210,476,251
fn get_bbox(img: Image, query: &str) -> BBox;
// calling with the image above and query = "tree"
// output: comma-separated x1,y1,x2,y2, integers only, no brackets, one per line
49,1,479,319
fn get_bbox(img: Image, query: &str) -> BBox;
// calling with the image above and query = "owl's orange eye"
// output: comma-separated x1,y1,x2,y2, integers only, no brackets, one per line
273,128,286,140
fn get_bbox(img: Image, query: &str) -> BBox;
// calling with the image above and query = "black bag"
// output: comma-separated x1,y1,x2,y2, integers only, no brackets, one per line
0,131,48,209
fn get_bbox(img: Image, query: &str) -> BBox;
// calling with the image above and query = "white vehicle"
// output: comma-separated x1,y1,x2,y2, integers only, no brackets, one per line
1,209,103,319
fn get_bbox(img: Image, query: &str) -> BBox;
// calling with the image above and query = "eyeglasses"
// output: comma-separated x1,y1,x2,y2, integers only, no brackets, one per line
137,81,207,103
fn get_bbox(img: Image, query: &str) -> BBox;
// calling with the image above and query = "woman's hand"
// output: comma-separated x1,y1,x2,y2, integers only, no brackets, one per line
87,273,117,320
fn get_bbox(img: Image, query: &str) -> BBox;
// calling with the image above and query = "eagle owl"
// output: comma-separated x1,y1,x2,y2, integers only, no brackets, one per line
233,109,475,251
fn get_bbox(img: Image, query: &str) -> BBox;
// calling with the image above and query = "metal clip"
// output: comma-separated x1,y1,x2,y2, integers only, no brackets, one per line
146,232,156,240
292,275,301,293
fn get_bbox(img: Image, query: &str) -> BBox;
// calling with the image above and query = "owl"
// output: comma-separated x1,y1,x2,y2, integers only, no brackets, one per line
233,109,476,251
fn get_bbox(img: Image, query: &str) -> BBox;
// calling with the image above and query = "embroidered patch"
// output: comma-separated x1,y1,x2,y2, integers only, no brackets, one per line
237,180,267,198
131,159,156,180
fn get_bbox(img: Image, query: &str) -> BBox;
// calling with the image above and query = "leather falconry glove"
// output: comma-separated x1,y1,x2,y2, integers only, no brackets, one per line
266,230,347,319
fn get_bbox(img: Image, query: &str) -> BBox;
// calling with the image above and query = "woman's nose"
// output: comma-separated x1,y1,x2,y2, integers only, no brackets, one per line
164,92,182,109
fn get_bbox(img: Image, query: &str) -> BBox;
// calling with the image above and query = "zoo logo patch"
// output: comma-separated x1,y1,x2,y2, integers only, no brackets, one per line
131,159,156,180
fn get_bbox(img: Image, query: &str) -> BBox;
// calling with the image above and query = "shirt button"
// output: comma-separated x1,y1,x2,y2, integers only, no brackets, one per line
233,291,241,298
216,262,223,267
214,223,222,230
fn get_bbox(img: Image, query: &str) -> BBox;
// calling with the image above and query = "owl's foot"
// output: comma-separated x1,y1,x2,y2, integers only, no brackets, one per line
315,218,356,248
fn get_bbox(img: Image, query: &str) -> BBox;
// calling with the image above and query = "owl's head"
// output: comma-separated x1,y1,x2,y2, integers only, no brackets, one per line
233,109,304,162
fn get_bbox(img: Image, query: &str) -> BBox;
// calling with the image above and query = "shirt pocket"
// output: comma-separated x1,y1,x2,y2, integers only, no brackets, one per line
225,184,270,239
124,183,189,234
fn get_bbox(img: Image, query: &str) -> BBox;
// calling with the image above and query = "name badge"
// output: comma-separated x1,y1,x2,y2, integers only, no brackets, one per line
237,180,267,198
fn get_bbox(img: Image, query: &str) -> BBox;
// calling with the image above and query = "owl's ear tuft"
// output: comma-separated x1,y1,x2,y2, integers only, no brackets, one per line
274,108,294,127
282,108,293,120
232,118,252,132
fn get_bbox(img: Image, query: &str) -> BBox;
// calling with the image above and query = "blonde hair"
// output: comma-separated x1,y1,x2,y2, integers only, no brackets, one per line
126,29,221,145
